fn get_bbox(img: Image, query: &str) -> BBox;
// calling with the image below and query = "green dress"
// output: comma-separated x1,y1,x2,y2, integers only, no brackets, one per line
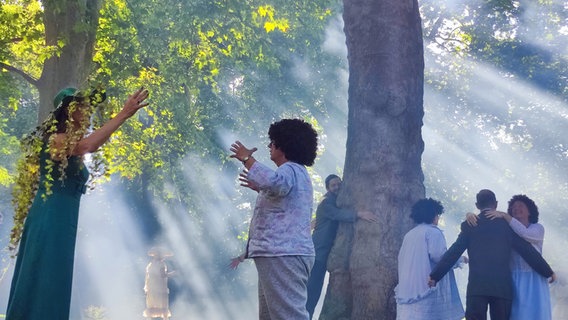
7,146,88,320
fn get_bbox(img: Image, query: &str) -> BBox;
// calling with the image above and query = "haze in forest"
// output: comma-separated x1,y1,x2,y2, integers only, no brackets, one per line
0,0,567,318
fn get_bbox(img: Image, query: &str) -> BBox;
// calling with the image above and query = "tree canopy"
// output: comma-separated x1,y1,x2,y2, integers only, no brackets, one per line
1,0,567,318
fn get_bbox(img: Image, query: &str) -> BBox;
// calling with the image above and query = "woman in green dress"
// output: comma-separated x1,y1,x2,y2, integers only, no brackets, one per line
6,86,149,319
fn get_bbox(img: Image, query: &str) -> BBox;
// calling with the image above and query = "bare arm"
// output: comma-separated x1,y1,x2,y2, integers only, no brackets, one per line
71,88,149,155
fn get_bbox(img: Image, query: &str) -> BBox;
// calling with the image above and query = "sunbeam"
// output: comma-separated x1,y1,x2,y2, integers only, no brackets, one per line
1,2,567,319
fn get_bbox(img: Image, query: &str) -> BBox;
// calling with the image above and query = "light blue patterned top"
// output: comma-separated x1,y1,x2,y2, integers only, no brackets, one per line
245,161,315,257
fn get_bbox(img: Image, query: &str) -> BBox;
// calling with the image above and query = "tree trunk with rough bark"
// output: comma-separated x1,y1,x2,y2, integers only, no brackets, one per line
37,0,101,123
320,0,425,319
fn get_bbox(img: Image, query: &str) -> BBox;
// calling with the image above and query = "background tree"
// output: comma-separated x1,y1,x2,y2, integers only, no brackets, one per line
0,0,338,221
0,0,102,123
1,0,567,318
420,0,568,206
320,0,425,319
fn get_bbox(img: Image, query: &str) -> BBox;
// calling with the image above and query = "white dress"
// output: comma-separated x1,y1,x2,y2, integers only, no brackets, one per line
395,224,465,320
508,219,551,320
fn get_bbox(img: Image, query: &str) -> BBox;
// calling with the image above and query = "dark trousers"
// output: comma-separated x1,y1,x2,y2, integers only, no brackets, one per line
306,259,327,319
466,295,512,320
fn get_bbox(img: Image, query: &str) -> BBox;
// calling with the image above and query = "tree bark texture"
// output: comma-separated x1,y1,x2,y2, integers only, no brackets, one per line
37,0,101,123
320,0,425,319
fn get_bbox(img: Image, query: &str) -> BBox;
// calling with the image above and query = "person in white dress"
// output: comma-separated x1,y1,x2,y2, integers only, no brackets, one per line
395,198,466,320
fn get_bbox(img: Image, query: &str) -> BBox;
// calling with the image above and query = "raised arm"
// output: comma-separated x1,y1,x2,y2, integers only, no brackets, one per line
72,88,149,155
50,88,149,159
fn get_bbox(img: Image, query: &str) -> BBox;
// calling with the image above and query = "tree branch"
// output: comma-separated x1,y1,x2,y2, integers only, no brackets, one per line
0,37,24,44
0,62,38,86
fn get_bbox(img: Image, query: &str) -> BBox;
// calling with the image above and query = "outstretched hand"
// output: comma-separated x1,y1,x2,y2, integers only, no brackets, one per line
230,141,257,163
121,87,149,117
239,169,259,192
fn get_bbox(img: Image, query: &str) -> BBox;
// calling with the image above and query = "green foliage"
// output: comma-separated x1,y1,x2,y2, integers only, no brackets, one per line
421,0,568,218
0,0,339,217
0,2,44,189
0,0,566,316
0,1,56,77
0,118,18,186
86,0,338,208
10,97,99,251
0,0,564,231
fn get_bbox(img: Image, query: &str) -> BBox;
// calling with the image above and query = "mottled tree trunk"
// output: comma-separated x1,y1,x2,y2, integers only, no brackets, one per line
320,0,425,319
37,0,101,123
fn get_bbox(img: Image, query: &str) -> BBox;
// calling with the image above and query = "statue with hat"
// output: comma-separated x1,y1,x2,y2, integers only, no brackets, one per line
144,247,174,320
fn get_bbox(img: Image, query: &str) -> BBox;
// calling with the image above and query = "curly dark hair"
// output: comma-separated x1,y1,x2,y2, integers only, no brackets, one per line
410,198,444,224
507,194,539,224
268,118,318,166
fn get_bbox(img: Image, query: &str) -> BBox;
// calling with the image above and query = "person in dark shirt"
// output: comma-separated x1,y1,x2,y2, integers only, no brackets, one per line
306,174,376,319
428,189,556,320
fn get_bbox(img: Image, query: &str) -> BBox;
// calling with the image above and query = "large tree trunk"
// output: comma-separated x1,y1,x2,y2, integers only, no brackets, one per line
320,0,425,319
37,0,101,123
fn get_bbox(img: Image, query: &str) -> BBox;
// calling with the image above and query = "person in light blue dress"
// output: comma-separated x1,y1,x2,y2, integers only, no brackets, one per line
483,195,552,320
395,198,466,320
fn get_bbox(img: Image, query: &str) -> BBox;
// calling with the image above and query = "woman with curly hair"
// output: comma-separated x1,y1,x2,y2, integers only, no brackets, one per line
485,195,552,320
7,87,148,319
230,118,318,320
466,194,553,319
